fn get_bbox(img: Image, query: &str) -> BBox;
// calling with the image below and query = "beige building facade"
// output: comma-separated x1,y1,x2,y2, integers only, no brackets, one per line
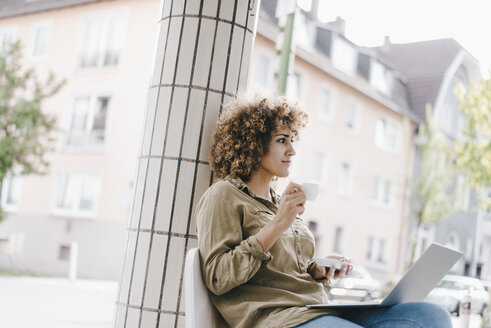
0,0,416,283
249,8,417,281
0,0,160,279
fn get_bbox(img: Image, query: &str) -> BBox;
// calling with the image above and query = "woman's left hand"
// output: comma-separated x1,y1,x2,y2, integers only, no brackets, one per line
308,255,353,281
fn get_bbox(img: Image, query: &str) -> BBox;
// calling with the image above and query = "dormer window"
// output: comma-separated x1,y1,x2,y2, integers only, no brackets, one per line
294,11,314,50
332,36,357,74
370,60,392,95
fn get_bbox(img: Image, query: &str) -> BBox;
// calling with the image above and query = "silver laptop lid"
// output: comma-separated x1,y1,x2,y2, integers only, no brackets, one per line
381,242,463,306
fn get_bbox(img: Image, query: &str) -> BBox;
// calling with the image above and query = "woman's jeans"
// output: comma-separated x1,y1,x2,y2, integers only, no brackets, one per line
294,302,452,328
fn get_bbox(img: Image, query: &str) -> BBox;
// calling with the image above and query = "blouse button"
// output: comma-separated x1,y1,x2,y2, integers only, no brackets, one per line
297,249,301,255
294,230,299,234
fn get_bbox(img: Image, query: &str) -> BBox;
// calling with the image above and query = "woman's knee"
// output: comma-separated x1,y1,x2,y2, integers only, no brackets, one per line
395,302,452,326
294,315,363,328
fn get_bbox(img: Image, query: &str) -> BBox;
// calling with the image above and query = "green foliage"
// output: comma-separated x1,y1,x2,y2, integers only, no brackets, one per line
0,41,64,220
412,106,457,223
408,105,457,266
454,78,491,209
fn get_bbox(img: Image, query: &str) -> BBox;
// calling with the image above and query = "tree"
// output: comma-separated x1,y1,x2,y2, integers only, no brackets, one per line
453,78,491,208
0,41,64,221
407,105,457,266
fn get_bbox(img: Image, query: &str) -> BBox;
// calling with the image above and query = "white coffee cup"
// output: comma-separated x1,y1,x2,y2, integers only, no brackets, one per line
301,182,319,201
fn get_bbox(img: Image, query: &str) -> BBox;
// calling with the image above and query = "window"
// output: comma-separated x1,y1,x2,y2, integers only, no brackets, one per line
307,220,320,252
78,13,126,69
52,172,102,218
441,94,459,136
1,172,22,211
65,95,110,149
254,52,272,89
308,220,319,237
311,152,328,184
337,162,352,196
374,118,399,152
58,244,71,261
370,60,392,95
345,99,360,133
333,226,344,254
366,236,387,263
31,23,50,59
420,237,428,255
377,239,386,262
294,12,314,49
415,224,434,258
332,37,357,74
366,236,374,260
318,86,335,122
0,26,16,55
286,72,302,102
455,175,470,211
445,231,460,251
372,176,393,208
0,237,9,253
440,76,464,137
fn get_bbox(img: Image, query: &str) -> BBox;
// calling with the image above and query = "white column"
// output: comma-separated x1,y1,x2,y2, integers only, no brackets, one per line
114,1,260,327
69,241,78,282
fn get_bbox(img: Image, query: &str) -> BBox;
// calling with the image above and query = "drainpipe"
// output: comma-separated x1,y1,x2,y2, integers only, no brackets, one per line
275,0,297,94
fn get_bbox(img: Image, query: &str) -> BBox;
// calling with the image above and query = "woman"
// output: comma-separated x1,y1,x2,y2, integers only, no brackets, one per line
196,94,451,327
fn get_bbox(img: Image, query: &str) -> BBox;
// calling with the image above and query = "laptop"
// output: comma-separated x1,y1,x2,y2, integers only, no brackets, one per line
307,243,463,309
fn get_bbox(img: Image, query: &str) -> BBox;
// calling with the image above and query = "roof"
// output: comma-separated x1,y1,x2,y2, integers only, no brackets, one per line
373,39,464,121
258,0,415,121
2,0,472,125
0,0,105,19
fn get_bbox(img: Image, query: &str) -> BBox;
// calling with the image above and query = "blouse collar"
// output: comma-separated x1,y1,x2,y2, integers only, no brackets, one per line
224,175,280,206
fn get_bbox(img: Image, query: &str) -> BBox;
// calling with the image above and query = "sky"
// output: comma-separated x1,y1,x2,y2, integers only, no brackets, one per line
308,0,491,79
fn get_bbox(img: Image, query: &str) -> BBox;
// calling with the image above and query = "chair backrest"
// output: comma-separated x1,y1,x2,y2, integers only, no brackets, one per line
185,248,216,328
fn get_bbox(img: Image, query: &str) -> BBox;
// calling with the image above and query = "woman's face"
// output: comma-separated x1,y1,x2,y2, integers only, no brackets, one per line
258,127,296,179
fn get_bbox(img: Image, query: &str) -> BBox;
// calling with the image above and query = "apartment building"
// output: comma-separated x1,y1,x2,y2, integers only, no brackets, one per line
377,39,488,279
251,1,418,281
1,0,481,283
0,0,160,279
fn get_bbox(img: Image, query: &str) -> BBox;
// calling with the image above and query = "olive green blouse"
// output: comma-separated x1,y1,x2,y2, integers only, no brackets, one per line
196,176,337,328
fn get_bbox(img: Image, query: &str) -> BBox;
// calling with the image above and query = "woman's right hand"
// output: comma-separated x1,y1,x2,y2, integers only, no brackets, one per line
274,182,306,230
256,182,306,252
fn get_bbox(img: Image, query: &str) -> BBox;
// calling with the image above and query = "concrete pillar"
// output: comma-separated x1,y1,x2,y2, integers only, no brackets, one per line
114,1,260,327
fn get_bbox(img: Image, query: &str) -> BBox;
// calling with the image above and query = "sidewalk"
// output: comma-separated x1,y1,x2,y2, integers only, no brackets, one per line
0,276,117,328
0,276,487,328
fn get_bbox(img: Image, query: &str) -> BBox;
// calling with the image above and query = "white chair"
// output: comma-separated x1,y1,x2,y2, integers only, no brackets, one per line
185,247,217,328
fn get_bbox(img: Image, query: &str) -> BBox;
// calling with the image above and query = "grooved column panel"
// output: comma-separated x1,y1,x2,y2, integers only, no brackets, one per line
114,1,260,327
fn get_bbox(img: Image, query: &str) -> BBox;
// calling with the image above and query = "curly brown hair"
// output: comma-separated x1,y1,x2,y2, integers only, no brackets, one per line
209,93,309,182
